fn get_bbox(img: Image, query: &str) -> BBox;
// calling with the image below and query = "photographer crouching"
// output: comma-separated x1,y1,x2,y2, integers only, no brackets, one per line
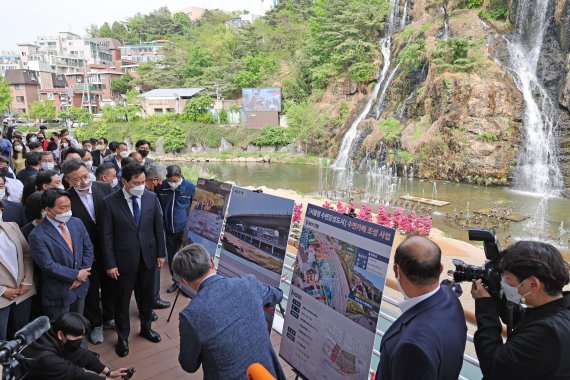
471,241,570,380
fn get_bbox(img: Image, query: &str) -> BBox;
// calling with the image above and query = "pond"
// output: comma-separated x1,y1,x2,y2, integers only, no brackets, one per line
175,161,570,250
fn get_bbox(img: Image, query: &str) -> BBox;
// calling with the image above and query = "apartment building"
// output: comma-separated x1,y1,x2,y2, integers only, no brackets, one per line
119,41,167,63
5,69,40,114
0,51,20,77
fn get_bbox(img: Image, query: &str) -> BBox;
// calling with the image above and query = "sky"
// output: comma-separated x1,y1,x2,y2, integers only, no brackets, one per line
0,0,274,51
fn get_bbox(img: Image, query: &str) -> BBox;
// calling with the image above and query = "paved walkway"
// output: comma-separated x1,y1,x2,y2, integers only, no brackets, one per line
88,267,298,379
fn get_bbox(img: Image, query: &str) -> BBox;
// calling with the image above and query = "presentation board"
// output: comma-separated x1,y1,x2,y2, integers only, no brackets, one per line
280,204,395,380
183,178,233,255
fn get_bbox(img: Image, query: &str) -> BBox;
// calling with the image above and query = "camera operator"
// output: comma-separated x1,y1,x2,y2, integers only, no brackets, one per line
471,241,570,380
21,312,130,380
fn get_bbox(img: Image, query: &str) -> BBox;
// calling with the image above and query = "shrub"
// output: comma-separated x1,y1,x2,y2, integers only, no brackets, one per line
460,0,484,8
397,150,414,163
253,126,293,146
397,39,426,73
379,118,403,142
478,132,499,142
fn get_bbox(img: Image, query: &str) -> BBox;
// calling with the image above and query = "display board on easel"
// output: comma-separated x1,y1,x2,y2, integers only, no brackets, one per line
280,204,395,380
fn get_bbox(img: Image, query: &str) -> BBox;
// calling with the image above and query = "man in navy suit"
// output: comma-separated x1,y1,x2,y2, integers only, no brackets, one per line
171,243,286,380
103,142,128,180
28,189,93,321
62,159,114,344
100,164,166,357
377,235,467,380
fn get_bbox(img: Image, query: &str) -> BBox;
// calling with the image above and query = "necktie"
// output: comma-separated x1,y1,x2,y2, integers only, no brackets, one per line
59,222,74,253
132,195,141,226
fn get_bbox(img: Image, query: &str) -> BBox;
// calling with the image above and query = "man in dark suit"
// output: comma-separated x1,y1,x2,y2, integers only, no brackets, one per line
377,235,467,380
62,159,114,345
16,152,40,183
172,244,285,379
1,199,26,226
100,164,166,357
103,142,128,179
28,189,93,321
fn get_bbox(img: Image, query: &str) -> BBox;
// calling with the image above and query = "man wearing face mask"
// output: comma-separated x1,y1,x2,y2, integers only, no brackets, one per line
22,312,130,380
28,189,93,320
0,156,23,202
62,159,114,345
104,142,128,179
95,163,120,191
100,164,166,357
134,139,154,169
39,151,59,173
471,241,570,380
156,165,196,293
376,235,466,380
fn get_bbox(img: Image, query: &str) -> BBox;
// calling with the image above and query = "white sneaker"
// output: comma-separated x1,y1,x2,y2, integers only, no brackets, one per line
89,326,104,345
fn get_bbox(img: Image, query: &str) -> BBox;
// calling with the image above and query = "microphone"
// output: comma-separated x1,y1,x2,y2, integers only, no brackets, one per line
247,363,276,380
14,316,51,346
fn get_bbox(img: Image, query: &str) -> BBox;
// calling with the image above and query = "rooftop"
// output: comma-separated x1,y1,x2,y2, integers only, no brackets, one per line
138,88,204,99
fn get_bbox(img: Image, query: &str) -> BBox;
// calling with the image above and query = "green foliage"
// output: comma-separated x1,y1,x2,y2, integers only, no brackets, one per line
397,151,414,163
285,100,327,153
61,106,93,124
182,95,214,124
0,77,10,113
111,72,134,95
420,22,433,33
479,1,509,22
348,62,377,82
397,26,416,42
378,118,403,142
253,126,293,146
430,37,483,73
478,132,498,142
219,109,229,124
29,100,56,120
397,38,426,73
234,53,278,89
460,0,484,8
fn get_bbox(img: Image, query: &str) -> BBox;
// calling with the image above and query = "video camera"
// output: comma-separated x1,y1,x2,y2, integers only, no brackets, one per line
452,227,503,298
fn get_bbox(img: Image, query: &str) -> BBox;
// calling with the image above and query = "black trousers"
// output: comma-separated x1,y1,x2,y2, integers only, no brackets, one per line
114,260,154,341
166,231,185,277
84,258,115,327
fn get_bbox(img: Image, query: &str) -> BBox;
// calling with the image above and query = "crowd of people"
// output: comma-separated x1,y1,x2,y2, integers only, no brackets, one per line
1,122,570,380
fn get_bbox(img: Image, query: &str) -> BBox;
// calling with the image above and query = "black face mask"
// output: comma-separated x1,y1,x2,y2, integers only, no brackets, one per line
138,150,149,158
64,338,82,352
0,168,8,177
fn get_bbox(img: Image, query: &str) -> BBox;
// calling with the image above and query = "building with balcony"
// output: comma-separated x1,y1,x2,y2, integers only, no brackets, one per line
138,88,204,116
119,41,167,63
0,51,20,77
39,88,102,114
4,69,40,114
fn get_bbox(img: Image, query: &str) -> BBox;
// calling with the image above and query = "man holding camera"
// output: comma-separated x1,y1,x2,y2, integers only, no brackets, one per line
471,241,570,380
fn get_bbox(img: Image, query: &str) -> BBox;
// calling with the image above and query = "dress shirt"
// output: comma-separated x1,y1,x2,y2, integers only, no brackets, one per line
46,216,67,237
76,186,95,221
121,187,140,216
398,285,441,314
0,229,19,282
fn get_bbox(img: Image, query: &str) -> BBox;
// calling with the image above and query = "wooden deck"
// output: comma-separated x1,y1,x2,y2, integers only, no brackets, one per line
88,267,298,379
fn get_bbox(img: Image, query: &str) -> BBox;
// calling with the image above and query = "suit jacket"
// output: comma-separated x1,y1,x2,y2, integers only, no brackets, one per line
28,217,94,307
100,189,166,274
377,286,467,380
103,155,121,176
178,274,285,380
67,182,113,261
0,222,36,308
16,167,39,183
1,199,26,227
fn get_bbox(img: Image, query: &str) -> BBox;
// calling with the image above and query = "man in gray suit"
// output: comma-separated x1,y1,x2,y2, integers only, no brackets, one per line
172,244,285,380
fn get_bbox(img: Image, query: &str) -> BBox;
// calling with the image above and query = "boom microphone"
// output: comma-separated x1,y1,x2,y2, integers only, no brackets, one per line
247,363,276,380
0,316,50,362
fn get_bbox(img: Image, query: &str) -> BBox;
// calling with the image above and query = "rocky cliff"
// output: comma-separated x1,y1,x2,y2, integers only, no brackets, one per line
331,0,570,195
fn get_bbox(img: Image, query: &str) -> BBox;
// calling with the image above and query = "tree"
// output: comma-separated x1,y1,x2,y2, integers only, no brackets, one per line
182,95,214,123
111,72,135,95
61,106,93,124
234,53,277,89
0,77,10,113
98,22,113,38
29,100,56,120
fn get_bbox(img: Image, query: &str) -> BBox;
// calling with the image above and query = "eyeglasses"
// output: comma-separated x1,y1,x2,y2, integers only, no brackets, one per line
68,173,90,183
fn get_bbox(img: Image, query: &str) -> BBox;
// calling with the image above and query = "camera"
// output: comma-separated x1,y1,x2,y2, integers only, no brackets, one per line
453,227,503,298
123,367,135,380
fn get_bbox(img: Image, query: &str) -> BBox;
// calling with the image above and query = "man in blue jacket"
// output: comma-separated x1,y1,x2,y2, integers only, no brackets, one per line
156,165,195,293
172,243,285,380
376,235,467,380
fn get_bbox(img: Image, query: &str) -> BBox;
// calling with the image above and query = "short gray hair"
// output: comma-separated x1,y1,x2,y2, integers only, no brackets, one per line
172,244,212,282
61,158,87,176
146,163,166,182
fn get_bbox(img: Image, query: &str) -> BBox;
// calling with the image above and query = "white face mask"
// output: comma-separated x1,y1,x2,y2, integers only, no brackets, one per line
111,177,118,187
119,151,129,159
84,161,93,170
74,178,91,192
0,188,5,199
0,211,2,222
52,210,72,224
41,162,55,171
57,184,65,190
128,184,145,197
517,279,532,307
168,180,181,190
61,143,69,148
14,145,23,152
396,269,410,300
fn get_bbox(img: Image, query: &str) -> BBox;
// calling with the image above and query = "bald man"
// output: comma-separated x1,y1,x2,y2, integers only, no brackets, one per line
376,235,467,380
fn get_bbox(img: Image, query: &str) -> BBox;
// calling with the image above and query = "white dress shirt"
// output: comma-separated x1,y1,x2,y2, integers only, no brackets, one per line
122,187,140,216
76,186,95,221
398,285,441,314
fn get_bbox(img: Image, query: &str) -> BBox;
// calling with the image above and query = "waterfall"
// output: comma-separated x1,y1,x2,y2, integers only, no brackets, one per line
333,0,407,172
507,0,563,196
